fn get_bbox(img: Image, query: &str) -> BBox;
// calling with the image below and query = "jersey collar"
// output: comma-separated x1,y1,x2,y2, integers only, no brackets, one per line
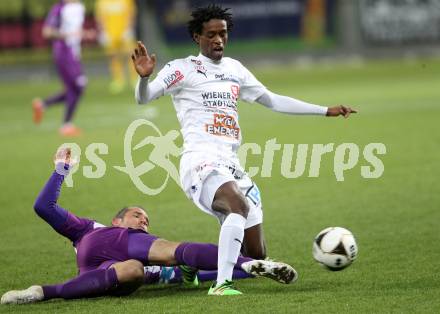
198,53,222,65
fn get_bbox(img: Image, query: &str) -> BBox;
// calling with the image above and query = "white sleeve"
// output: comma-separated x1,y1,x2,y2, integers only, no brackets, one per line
135,76,164,104
135,60,186,105
237,62,267,103
256,90,328,115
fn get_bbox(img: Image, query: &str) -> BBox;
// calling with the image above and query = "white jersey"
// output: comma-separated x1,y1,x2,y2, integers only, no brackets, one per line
60,2,85,57
149,53,267,159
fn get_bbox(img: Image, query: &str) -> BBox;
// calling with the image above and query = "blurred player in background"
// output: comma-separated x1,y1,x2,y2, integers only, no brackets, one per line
95,0,137,93
132,4,356,295
32,0,94,137
0,148,295,304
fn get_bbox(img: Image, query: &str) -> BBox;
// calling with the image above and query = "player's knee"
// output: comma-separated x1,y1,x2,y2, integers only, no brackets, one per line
213,194,249,218
232,195,250,218
76,75,87,89
213,182,250,217
127,262,144,282
114,260,144,283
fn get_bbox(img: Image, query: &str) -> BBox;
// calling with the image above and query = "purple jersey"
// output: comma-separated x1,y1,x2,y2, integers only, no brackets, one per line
43,1,86,104
34,171,157,274
44,2,63,30
44,0,85,57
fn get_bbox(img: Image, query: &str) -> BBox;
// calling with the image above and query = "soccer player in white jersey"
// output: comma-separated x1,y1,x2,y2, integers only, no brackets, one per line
132,4,356,296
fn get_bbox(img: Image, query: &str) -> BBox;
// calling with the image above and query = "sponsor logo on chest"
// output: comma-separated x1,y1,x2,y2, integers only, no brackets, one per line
205,113,240,140
215,73,240,83
201,84,240,111
191,59,207,77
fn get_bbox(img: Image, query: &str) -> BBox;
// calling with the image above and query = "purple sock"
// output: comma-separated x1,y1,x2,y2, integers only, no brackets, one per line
64,87,83,123
42,268,119,300
143,267,253,285
44,92,66,107
198,269,253,282
174,242,253,271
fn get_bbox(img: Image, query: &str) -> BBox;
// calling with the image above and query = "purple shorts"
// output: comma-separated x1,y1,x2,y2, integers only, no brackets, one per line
76,227,158,274
52,41,85,89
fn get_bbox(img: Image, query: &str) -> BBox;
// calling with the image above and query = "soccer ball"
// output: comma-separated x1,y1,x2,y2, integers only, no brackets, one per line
312,227,358,271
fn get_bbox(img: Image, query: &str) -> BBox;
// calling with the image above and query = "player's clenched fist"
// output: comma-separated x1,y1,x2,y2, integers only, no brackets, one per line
131,41,157,78
54,147,71,165
53,147,78,176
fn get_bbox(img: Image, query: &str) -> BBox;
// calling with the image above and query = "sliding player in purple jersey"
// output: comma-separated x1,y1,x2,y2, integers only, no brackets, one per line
1,148,297,304
32,0,93,137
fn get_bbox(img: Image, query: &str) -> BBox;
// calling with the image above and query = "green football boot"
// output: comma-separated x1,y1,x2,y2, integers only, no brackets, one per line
179,265,199,287
208,280,242,296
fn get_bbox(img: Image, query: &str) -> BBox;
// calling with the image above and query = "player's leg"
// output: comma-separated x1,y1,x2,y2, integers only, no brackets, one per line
129,233,297,288
174,239,298,289
42,268,119,300
130,233,253,284
107,260,145,296
58,59,86,136
1,268,118,304
109,54,125,93
195,269,253,282
151,267,253,285
238,181,267,259
32,80,67,124
147,238,292,285
43,92,67,107
32,41,71,124
33,92,68,124
108,40,126,93
0,259,146,304
147,238,201,287
207,180,249,294
242,223,267,259
52,44,85,132
63,81,84,124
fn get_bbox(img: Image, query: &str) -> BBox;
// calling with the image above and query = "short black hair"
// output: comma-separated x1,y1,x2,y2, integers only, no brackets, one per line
113,206,146,220
187,4,233,39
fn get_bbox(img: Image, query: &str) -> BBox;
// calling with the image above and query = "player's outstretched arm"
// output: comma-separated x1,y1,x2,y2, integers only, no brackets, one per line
256,90,328,115
34,148,77,232
132,41,167,104
256,90,357,118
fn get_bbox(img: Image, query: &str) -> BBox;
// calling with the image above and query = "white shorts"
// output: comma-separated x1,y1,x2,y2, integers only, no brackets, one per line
180,153,263,229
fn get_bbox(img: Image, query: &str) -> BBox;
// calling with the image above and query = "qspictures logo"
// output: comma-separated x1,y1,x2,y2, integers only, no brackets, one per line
58,119,386,195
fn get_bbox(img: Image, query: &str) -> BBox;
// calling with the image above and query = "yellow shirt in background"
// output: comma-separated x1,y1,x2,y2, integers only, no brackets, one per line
95,0,135,39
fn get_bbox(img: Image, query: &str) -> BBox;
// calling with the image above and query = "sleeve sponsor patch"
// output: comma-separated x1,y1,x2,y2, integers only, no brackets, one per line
163,70,184,88
246,184,261,206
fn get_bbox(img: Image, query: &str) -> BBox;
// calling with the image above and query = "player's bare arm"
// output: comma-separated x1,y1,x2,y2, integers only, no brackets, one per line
131,41,157,78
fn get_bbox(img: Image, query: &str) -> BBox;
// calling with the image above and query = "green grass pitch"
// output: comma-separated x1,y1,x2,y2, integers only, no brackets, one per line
0,57,439,313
